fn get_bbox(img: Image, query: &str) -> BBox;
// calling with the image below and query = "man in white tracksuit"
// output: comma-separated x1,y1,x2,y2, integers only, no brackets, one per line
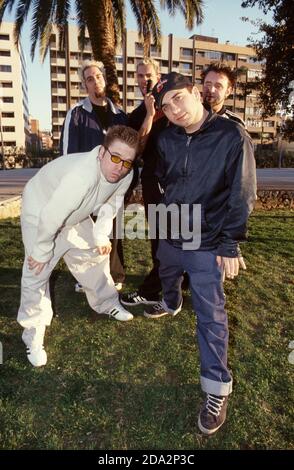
18,125,138,367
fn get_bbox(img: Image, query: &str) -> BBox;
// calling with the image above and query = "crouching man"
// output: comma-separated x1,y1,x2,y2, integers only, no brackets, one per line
18,125,138,367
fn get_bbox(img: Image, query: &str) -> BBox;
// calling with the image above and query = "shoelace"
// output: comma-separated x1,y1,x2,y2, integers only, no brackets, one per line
128,292,139,299
152,302,165,312
205,394,226,417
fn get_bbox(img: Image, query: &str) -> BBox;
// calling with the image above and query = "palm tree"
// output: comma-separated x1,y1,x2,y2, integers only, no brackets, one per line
0,0,204,103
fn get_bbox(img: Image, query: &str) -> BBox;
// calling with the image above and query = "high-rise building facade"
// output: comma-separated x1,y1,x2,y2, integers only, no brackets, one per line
0,22,30,156
50,26,278,149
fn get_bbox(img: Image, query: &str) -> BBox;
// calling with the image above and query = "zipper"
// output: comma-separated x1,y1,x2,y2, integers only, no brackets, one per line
183,135,192,175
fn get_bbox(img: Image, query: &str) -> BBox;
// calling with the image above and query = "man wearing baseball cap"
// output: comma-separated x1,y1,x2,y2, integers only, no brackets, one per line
146,72,256,435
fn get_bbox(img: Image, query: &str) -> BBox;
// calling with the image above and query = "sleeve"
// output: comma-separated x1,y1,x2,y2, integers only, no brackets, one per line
59,107,80,155
128,105,146,131
217,134,257,257
155,135,168,192
93,171,133,245
31,173,89,262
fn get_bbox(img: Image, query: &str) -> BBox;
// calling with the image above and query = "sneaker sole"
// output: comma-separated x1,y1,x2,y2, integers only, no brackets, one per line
120,299,159,306
197,415,225,435
106,312,134,322
143,311,170,319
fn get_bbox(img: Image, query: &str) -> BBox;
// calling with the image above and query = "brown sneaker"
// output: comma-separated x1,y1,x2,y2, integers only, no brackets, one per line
198,394,228,435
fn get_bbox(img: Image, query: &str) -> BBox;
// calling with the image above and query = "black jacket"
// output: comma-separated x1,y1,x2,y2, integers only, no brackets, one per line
156,111,257,257
128,102,168,184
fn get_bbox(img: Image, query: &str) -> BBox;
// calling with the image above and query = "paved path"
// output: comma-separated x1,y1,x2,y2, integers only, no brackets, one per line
0,167,293,203
0,169,38,202
256,168,294,191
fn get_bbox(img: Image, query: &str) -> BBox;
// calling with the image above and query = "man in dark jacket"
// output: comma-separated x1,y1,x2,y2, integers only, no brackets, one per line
121,59,167,306
60,60,127,291
202,61,245,126
145,72,256,435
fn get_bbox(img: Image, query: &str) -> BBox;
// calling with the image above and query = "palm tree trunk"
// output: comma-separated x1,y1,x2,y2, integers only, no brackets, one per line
86,0,121,105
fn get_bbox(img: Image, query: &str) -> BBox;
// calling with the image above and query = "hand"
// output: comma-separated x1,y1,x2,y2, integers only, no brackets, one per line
238,255,247,270
27,256,47,275
96,243,112,255
216,256,239,281
144,93,156,118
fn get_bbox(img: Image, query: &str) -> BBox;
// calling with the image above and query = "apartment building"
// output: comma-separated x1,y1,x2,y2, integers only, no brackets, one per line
50,25,278,148
0,22,30,156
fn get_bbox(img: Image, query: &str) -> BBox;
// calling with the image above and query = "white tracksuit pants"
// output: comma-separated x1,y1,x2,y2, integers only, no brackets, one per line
17,217,119,329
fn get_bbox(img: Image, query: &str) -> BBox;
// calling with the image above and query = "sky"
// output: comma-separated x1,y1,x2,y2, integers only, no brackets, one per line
4,0,273,130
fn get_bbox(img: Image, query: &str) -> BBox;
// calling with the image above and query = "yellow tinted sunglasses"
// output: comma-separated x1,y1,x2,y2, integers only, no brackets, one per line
104,147,133,169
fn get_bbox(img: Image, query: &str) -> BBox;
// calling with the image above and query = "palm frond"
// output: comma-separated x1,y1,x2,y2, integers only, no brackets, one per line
0,0,17,23
112,0,126,47
74,0,86,51
30,0,56,60
129,0,161,54
13,0,33,50
160,0,204,28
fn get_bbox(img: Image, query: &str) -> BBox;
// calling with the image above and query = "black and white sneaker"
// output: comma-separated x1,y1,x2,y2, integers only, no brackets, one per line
198,394,229,435
120,291,159,306
22,325,47,367
103,304,133,322
144,300,182,319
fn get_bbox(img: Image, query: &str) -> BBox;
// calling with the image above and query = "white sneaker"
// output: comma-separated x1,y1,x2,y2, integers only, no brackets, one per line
103,304,133,322
114,282,123,291
75,282,84,293
22,325,47,367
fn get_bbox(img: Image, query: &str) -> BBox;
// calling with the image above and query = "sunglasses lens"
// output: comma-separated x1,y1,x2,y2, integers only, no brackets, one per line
111,155,121,164
110,153,132,169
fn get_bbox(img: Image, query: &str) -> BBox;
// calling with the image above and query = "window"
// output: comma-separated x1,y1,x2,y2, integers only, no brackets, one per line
248,69,262,79
181,48,193,57
127,71,134,78
0,34,9,40
0,50,10,56
135,42,144,55
2,112,14,118
1,96,13,103
3,126,15,132
150,44,161,57
0,81,13,88
0,65,12,72
180,62,192,71
115,56,123,64
264,121,275,127
57,66,66,74
223,53,236,61
205,50,222,60
4,141,16,146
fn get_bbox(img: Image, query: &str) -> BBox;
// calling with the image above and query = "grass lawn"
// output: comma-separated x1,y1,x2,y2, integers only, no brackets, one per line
0,210,293,450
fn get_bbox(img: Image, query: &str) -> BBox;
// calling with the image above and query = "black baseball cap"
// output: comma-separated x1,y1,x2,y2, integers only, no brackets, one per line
152,72,192,109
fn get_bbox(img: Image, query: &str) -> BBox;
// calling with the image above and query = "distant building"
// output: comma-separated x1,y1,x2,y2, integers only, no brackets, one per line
0,22,30,155
40,130,53,150
29,117,41,152
49,26,279,148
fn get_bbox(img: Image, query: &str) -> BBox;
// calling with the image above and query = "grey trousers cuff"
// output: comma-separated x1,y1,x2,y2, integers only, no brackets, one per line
201,376,233,396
